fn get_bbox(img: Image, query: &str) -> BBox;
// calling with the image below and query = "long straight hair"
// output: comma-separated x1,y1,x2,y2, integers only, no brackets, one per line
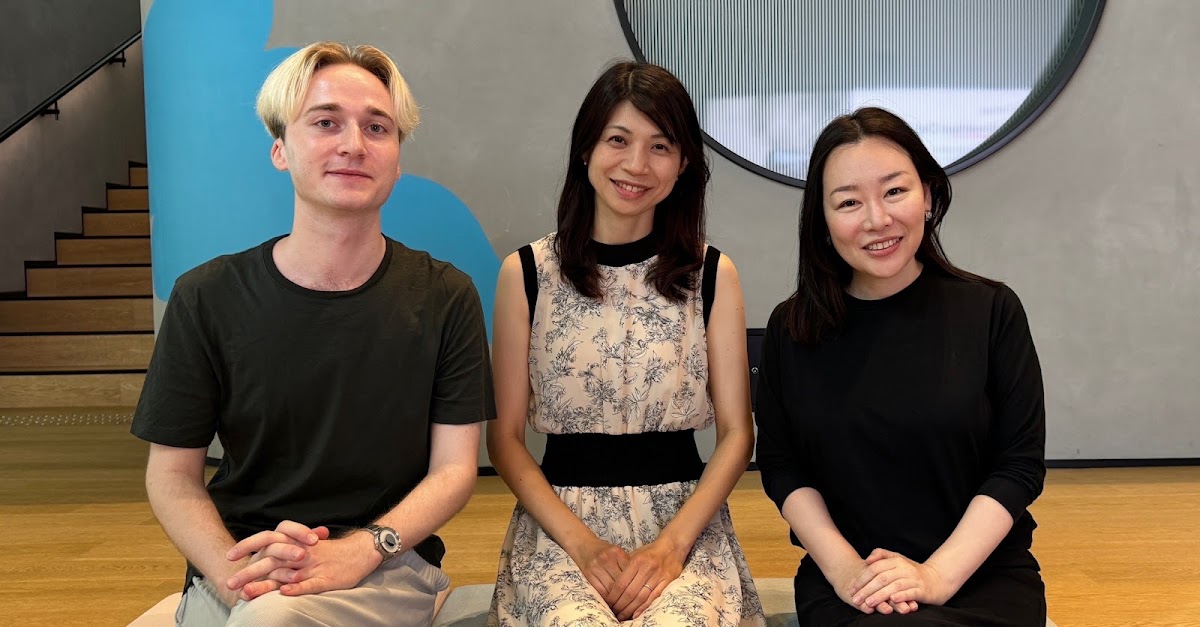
781,107,996,344
554,62,709,303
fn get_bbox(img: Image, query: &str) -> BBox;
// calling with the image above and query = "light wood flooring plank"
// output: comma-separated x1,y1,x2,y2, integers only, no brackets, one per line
0,425,1197,626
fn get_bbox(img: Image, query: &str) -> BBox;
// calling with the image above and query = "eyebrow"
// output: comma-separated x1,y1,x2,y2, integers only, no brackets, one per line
604,124,670,141
303,103,395,123
829,170,907,195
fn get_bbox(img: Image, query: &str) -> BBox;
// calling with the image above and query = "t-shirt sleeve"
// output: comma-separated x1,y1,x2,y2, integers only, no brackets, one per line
429,276,497,425
977,284,1047,521
754,305,814,512
130,283,222,448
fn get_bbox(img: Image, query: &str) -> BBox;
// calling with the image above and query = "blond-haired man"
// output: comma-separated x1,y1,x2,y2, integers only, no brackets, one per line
132,42,494,626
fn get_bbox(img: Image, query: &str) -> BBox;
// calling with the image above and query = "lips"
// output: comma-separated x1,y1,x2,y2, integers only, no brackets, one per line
612,179,649,200
327,169,371,179
864,237,901,251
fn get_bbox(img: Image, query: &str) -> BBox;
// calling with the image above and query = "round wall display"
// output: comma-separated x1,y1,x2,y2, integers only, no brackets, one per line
616,1,1106,185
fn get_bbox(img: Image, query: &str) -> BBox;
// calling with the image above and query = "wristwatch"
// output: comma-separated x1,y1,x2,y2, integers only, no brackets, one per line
364,524,402,562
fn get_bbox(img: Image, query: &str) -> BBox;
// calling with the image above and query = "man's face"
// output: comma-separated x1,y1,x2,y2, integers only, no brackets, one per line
270,64,402,216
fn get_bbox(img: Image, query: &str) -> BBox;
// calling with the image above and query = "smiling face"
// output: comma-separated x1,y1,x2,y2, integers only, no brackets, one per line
269,63,402,216
823,136,932,299
586,100,685,230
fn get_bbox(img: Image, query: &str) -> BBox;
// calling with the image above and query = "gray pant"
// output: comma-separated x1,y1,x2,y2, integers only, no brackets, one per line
175,549,450,626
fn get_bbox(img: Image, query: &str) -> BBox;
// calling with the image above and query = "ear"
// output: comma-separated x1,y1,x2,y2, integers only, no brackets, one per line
923,183,933,213
678,157,688,176
270,137,288,172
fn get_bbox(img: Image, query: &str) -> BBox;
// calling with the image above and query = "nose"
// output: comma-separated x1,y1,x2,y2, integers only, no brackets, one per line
863,198,892,231
624,147,650,175
339,126,366,156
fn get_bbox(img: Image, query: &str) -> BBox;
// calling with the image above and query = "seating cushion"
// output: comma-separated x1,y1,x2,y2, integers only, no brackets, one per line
431,584,494,626
127,592,182,626
753,577,799,626
428,580,801,626
129,578,1051,626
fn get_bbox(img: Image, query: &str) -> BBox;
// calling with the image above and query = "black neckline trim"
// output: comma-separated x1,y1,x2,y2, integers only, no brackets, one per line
593,232,657,267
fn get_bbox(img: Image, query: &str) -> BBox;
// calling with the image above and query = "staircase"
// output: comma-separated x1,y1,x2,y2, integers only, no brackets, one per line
0,163,152,421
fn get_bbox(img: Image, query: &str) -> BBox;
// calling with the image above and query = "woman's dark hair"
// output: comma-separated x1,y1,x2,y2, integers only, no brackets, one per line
553,61,709,303
781,106,996,344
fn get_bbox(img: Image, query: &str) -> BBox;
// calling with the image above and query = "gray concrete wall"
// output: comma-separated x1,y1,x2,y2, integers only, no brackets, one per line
941,2,1200,459
148,0,1197,462
0,40,147,293
0,0,140,131
712,1,1200,460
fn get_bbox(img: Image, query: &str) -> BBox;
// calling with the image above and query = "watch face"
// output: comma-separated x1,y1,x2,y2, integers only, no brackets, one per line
379,529,400,553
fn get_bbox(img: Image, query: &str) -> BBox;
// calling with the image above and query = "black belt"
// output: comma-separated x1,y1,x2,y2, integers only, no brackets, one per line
540,430,705,487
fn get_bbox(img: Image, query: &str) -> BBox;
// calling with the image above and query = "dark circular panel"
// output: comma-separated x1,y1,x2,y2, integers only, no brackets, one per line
616,1,1106,186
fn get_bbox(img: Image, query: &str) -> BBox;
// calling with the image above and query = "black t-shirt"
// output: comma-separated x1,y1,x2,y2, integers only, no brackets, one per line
755,269,1045,570
131,235,496,567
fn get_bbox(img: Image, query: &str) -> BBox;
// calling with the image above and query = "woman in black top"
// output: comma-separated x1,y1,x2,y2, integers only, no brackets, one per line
755,107,1047,626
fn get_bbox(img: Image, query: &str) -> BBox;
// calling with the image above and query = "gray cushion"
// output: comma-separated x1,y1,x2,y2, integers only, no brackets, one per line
754,577,799,626
428,579,1055,626
429,580,801,627
431,584,492,627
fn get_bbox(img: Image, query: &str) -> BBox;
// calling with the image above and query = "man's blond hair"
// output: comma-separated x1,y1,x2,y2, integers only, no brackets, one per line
256,42,419,142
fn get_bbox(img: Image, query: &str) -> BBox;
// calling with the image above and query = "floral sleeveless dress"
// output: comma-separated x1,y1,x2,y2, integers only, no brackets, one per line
488,233,764,626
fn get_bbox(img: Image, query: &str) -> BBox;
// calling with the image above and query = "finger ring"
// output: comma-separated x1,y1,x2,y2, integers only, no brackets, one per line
643,583,653,590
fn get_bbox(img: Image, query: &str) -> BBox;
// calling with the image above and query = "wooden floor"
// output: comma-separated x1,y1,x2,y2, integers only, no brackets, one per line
1,425,1198,626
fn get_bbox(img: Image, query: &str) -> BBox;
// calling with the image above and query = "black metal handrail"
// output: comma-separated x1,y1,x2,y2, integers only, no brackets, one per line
0,31,142,144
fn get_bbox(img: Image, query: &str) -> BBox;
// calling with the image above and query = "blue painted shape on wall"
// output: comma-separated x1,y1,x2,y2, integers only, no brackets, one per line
142,0,498,331
383,176,498,329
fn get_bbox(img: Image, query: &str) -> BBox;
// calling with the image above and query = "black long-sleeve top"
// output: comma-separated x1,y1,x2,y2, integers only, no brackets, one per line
755,270,1046,568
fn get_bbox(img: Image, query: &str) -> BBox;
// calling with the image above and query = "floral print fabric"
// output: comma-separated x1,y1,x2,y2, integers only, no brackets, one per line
488,235,764,626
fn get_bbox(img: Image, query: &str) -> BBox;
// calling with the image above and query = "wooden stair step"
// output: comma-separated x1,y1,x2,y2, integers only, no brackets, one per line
0,373,144,408
26,267,152,297
0,334,154,373
0,298,153,334
56,238,150,265
107,188,148,211
83,212,149,237
129,166,148,187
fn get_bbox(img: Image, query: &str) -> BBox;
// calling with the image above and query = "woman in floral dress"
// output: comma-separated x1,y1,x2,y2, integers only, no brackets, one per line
486,61,765,626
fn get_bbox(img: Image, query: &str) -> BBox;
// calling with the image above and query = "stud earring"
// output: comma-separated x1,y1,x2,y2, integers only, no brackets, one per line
925,210,932,221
